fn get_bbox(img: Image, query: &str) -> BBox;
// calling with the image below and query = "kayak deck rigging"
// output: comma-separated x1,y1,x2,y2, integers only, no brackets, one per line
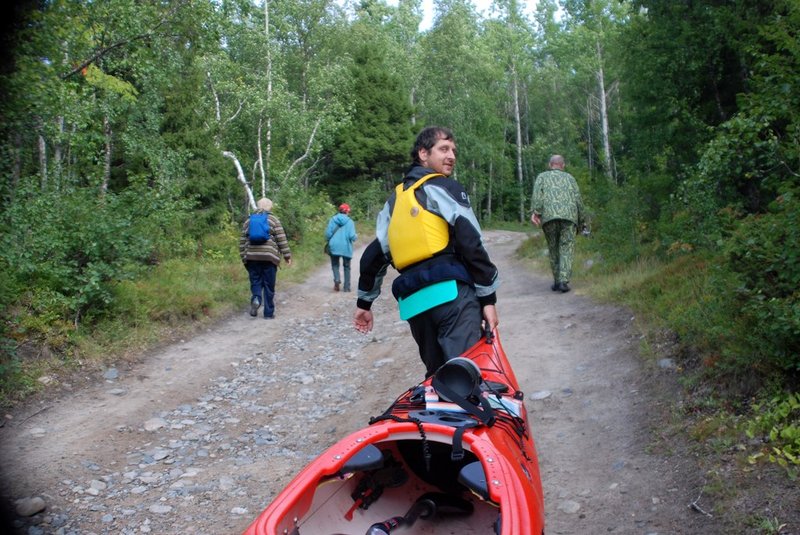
243,330,545,535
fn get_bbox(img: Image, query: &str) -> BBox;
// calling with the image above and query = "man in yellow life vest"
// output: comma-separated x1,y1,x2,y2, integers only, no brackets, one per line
353,126,500,377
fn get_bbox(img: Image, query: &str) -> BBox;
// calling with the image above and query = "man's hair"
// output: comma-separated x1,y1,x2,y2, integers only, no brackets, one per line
410,126,455,165
549,155,565,168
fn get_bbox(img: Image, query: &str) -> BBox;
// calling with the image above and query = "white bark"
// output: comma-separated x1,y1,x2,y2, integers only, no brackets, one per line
587,95,594,176
596,41,614,183
100,115,112,196
264,0,273,189
223,151,257,210
512,65,525,222
54,116,64,187
257,117,266,197
38,134,47,190
284,118,321,187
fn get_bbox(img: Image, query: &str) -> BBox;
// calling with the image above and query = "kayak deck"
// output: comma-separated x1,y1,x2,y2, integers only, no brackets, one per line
244,331,544,535
289,440,500,534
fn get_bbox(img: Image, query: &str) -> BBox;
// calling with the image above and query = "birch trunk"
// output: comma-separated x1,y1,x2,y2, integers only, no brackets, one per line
257,118,266,197
487,159,494,223
223,151,257,210
587,95,594,179
512,66,525,222
284,118,321,188
54,116,64,189
264,0,273,193
596,41,614,183
38,131,47,190
100,115,112,196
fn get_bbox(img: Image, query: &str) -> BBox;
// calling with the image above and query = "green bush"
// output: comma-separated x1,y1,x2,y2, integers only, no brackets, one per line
747,392,800,476
726,189,800,373
0,186,191,327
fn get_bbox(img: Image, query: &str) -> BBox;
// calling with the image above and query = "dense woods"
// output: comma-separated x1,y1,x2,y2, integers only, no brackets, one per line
0,0,797,469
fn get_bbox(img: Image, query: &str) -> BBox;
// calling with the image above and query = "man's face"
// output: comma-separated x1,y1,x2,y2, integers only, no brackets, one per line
419,136,457,176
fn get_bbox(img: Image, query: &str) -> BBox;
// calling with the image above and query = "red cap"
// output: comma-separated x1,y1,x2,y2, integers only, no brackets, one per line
339,203,350,213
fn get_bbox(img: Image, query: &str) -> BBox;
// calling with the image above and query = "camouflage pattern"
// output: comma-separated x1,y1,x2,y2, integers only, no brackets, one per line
531,169,585,226
542,220,577,284
532,168,584,284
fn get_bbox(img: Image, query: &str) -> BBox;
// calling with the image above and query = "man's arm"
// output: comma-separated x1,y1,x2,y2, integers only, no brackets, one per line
353,239,389,333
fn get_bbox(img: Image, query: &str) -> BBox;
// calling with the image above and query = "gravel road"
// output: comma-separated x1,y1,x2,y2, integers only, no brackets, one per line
0,230,721,534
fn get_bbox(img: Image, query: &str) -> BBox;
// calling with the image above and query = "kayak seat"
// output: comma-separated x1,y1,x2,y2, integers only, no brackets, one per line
397,440,477,496
457,461,490,501
336,444,384,476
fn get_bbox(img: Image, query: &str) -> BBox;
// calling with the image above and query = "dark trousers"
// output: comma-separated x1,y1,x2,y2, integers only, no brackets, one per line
247,261,277,317
329,255,351,290
407,282,482,377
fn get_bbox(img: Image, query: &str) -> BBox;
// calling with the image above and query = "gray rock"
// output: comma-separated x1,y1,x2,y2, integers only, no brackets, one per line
15,496,46,517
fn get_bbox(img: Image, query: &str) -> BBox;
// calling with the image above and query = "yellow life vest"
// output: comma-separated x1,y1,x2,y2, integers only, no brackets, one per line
388,173,450,270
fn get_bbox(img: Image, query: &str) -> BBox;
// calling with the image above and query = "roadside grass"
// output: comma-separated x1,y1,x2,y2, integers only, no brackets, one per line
0,224,336,408
516,231,799,528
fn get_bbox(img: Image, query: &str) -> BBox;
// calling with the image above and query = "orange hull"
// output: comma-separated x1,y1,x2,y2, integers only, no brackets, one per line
243,331,545,535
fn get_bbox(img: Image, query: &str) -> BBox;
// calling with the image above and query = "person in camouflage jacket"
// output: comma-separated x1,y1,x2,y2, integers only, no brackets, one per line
239,197,292,318
530,155,585,293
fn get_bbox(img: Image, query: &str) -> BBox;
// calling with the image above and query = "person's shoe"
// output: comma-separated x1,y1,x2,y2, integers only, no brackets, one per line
333,282,340,292
343,286,351,292
551,282,559,291
558,282,571,293
264,314,274,319
249,297,260,317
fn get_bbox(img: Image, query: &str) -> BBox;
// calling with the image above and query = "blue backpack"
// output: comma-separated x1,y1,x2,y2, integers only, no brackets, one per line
248,213,270,244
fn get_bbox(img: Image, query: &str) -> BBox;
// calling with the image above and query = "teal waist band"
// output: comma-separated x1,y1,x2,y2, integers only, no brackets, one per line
397,280,458,321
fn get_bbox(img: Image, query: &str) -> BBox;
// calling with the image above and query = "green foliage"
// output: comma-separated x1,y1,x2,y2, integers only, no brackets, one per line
324,40,414,182
725,189,800,373
746,392,800,477
0,185,191,329
269,186,332,244
585,180,652,264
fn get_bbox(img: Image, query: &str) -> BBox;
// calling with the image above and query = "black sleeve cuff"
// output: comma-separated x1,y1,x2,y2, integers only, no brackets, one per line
478,292,497,307
356,298,373,311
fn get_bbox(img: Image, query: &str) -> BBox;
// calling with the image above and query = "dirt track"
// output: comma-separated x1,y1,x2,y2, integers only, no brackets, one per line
0,230,720,534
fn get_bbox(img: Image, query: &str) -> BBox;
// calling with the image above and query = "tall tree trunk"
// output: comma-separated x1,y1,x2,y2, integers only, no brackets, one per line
284,118,321,189
587,95,594,180
100,115,112,196
512,65,524,223
410,86,416,127
487,159,494,224
223,151,257,210
264,0,273,193
38,127,47,190
256,117,266,197
596,41,614,183
53,116,64,190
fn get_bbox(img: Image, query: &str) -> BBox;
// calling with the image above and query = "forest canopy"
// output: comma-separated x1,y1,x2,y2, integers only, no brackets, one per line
0,0,798,403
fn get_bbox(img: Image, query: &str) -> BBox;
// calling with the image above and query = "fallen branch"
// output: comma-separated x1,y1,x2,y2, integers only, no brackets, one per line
688,485,714,518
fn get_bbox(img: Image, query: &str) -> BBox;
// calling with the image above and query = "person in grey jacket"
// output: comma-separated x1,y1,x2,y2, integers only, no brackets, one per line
353,126,500,377
325,203,358,292
239,197,292,318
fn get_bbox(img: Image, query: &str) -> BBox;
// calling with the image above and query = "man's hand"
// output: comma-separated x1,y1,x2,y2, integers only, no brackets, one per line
354,308,374,334
530,213,541,227
482,304,499,333
285,258,292,266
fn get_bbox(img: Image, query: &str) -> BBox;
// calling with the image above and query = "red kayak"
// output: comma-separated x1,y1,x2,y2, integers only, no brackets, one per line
243,330,545,535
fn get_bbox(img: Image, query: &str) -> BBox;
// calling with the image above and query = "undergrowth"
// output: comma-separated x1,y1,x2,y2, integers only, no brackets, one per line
0,218,335,408
516,231,800,483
